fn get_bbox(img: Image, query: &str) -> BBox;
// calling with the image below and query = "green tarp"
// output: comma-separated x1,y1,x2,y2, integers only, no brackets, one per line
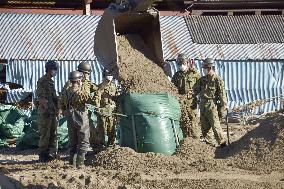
0,105,97,149
119,93,183,155
0,105,25,139
16,109,70,150
16,107,98,150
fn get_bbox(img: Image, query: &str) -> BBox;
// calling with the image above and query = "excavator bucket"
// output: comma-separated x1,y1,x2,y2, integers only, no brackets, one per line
94,0,164,79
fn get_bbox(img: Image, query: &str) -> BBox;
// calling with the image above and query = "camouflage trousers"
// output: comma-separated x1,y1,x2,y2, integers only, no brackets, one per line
180,105,200,138
200,100,226,145
66,108,90,155
180,105,214,143
37,113,57,153
97,115,115,146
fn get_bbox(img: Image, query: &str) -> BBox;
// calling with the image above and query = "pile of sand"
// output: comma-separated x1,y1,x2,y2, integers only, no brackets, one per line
226,113,284,173
91,146,196,174
117,34,179,97
230,114,284,172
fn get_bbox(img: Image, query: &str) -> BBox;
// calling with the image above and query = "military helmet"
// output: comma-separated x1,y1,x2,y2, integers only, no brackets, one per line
177,53,188,65
202,58,215,68
77,61,91,74
45,60,58,71
103,69,112,77
68,71,82,82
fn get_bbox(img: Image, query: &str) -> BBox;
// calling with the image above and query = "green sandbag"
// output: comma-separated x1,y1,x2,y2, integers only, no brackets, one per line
16,118,70,150
16,121,39,149
57,118,69,149
16,107,97,150
119,93,183,155
0,138,8,147
0,105,25,139
16,109,69,150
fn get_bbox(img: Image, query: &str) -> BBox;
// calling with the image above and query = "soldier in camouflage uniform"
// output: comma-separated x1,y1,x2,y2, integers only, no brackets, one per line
192,58,227,147
60,71,94,167
62,61,98,105
60,61,99,150
36,60,59,162
97,70,119,147
171,53,201,138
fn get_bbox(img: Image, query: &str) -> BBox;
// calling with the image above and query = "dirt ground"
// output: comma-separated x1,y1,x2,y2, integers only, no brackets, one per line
0,112,283,189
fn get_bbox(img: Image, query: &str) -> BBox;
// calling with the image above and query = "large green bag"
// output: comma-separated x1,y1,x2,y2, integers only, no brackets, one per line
119,93,183,155
0,105,25,139
16,109,69,150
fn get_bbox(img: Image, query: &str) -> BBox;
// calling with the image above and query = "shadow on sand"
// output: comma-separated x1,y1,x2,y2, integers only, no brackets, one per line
215,114,283,159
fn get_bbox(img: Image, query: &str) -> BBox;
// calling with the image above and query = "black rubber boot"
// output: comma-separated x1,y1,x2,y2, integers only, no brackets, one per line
76,154,85,168
69,149,77,166
72,153,77,167
39,152,47,162
46,149,55,161
219,142,227,148
39,151,51,162
69,154,73,165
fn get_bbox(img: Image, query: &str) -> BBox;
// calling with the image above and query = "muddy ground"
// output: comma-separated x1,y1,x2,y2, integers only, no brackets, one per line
0,112,283,189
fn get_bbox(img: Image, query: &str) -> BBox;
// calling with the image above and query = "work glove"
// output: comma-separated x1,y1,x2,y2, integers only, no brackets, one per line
190,103,197,110
38,98,48,112
190,98,198,110
221,108,227,119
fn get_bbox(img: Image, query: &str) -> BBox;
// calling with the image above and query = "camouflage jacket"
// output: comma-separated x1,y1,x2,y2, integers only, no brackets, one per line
36,74,58,114
61,79,99,107
193,73,227,108
60,84,90,111
97,80,119,111
171,69,200,97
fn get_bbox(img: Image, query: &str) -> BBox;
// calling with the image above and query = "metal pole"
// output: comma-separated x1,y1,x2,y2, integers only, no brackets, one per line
226,109,230,145
55,116,59,158
131,115,138,151
171,119,179,148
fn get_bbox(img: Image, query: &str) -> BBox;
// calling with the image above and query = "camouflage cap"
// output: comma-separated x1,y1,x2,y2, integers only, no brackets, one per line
45,60,59,70
202,58,215,68
177,53,188,65
77,61,91,74
68,71,82,82
103,69,112,77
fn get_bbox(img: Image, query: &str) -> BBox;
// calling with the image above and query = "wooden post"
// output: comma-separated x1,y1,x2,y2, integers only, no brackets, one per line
228,11,233,16
83,0,92,15
255,10,261,15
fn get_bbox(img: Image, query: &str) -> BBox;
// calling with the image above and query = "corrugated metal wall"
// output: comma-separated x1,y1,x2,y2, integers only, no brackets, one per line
184,15,284,44
6,59,104,98
0,13,101,60
160,16,284,60
7,59,284,114
167,60,284,114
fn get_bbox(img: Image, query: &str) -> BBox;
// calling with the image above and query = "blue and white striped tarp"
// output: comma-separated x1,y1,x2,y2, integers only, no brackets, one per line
6,59,104,96
167,60,284,114
6,89,31,103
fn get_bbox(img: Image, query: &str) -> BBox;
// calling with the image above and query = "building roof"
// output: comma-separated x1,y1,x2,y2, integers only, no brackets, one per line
1,13,284,61
186,0,270,1
0,13,101,60
184,15,284,44
160,15,284,60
